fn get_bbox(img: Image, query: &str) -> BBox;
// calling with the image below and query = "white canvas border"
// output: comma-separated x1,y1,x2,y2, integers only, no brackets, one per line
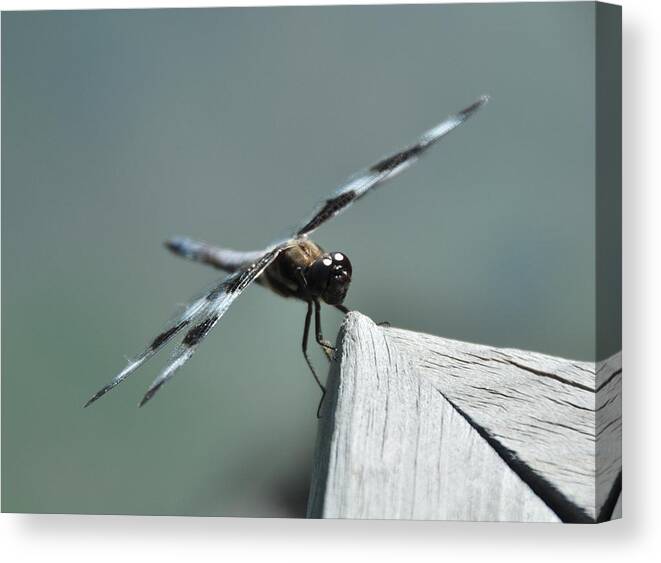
2,1,659,562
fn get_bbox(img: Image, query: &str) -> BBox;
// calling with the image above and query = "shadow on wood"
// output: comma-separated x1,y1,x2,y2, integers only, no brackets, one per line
307,312,621,522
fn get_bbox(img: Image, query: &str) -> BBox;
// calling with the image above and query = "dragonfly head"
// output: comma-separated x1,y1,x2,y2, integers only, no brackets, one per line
305,252,352,305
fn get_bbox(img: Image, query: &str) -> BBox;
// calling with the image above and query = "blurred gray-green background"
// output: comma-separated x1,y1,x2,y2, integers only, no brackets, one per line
2,3,610,516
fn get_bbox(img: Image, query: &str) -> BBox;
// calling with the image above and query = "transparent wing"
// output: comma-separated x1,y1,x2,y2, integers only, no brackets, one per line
85,243,290,407
165,236,267,273
294,95,489,238
84,288,212,407
137,243,290,406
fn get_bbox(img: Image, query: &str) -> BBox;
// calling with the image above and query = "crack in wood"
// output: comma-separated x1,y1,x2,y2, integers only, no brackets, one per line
502,358,594,393
596,369,622,392
439,392,594,523
308,313,621,523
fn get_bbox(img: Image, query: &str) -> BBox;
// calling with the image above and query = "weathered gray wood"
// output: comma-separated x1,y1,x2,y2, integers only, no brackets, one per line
596,353,622,520
307,312,622,522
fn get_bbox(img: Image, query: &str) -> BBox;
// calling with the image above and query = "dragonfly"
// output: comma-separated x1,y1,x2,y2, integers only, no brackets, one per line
85,95,489,412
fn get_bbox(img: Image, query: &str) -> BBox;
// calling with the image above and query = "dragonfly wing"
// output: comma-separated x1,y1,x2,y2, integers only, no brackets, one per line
138,244,290,406
85,243,291,407
165,236,267,273
84,290,212,407
294,95,489,238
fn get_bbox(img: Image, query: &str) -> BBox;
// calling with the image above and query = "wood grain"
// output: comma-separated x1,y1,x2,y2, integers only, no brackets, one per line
307,312,622,522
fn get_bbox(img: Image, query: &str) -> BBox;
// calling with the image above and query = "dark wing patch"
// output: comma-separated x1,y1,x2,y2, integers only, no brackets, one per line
224,248,283,293
370,144,424,173
458,98,486,119
295,192,356,237
151,321,190,351
182,315,219,346
293,95,489,238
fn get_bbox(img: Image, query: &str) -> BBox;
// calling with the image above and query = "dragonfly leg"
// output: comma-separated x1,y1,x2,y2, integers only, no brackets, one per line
302,301,326,394
302,301,327,418
314,299,336,360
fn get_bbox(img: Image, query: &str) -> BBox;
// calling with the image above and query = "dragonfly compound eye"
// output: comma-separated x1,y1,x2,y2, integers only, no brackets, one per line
306,252,352,305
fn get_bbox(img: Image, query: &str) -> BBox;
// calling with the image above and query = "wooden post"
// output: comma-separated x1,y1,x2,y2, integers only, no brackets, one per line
307,312,621,523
